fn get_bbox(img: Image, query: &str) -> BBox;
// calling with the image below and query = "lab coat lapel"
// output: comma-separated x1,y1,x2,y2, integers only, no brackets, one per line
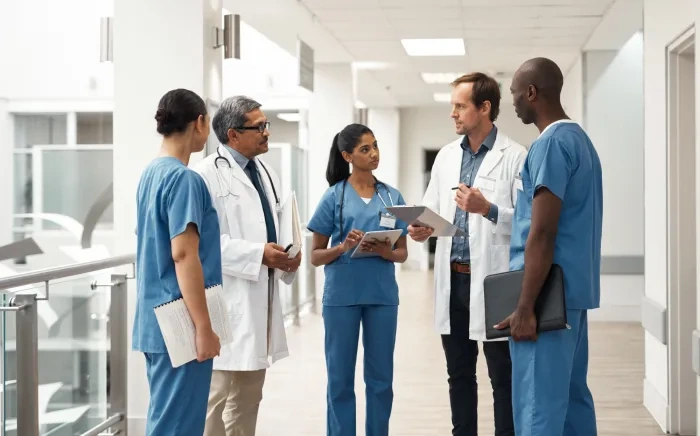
446,141,463,220
475,130,506,178
256,159,280,236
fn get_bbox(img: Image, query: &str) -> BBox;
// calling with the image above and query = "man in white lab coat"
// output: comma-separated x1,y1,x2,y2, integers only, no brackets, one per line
193,95,301,436
408,73,526,436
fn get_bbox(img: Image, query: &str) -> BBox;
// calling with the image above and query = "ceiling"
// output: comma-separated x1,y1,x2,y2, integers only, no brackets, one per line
298,0,617,106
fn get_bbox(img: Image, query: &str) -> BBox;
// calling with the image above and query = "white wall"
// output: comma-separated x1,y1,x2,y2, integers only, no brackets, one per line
368,108,400,188
584,33,645,322
562,56,584,124
398,99,538,270
643,0,700,430
0,0,113,100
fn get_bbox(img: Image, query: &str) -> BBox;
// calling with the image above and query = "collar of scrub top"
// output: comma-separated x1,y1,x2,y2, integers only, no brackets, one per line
339,177,394,237
537,119,578,139
460,124,498,153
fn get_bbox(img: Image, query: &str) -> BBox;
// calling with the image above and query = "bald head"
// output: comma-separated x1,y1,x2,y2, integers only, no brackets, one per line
514,57,564,100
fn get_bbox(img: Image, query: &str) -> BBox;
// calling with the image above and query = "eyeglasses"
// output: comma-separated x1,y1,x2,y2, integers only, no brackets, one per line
236,121,270,133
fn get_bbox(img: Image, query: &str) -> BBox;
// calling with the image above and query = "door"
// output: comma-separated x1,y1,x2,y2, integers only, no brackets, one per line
667,27,697,435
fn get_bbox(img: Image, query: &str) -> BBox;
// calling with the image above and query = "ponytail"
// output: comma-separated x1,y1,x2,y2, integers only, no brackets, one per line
325,123,374,186
326,132,350,186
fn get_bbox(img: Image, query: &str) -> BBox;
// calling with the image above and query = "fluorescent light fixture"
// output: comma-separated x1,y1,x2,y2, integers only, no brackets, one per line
433,93,451,103
277,112,301,122
401,38,465,57
355,101,367,109
421,72,463,84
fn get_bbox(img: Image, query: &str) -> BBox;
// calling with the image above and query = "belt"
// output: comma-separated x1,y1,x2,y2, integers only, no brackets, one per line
450,262,471,274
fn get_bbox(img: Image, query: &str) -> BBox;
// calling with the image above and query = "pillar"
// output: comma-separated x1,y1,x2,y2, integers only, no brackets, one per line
113,0,222,433
0,98,12,248
367,108,400,188
307,63,354,218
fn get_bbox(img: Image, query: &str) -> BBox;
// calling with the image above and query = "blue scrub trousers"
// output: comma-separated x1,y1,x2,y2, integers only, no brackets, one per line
509,309,597,436
323,304,398,436
144,352,214,436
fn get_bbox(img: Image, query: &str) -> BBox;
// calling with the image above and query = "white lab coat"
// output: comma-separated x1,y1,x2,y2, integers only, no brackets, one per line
422,130,527,341
193,146,293,371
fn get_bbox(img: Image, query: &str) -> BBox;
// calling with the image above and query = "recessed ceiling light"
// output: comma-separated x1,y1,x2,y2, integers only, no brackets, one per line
421,72,463,84
277,113,300,122
433,93,451,103
355,101,367,109
401,38,465,57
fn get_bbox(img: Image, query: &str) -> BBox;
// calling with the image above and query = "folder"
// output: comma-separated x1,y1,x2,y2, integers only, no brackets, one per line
153,284,233,368
385,205,467,237
275,191,302,281
483,264,568,340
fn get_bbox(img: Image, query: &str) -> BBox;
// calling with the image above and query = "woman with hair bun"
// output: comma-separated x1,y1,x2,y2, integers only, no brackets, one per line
307,123,410,436
133,88,223,435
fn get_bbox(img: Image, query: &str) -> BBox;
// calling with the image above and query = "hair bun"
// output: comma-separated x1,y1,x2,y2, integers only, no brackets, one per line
154,108,170,124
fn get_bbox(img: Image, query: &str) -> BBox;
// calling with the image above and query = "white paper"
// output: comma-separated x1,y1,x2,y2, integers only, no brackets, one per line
154,284,232,368
385,206,467,237
351,229,404,259
275,191,303,281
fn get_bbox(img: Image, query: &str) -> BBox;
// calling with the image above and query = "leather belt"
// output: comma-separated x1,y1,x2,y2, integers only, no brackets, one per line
450,262,471,274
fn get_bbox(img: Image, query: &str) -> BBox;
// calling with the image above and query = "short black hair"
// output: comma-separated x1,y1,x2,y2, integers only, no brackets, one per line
518,57,564,100
154,88,207,136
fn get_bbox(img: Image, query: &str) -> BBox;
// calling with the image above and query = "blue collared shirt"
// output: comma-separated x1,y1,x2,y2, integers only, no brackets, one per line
450,126,500,263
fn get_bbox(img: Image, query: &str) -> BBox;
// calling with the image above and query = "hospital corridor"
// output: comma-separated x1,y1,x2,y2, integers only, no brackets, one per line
3,0,700,435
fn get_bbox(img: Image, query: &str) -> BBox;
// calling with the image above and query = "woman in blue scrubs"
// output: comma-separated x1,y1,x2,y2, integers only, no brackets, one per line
308,123,409,436
133,88,223,435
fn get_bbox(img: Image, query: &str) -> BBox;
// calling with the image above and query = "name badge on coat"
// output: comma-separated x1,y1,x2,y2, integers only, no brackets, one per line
379,212,397,229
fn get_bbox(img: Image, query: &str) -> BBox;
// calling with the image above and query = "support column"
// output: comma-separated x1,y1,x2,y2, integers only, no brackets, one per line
113,1,222,433
367,108,400,188
307,63,354,217
0,99,13,248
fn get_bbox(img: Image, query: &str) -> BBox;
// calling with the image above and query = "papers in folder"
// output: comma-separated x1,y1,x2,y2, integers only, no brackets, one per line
275,191,303,281
385,206,466,237
153,284,233,368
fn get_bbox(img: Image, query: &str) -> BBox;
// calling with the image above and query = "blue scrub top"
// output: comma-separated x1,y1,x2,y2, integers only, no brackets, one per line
132,157,223,353
307,180,409,307
510,121,603,310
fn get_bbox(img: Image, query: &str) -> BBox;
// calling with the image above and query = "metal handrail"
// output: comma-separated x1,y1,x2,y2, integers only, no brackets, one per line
79,413,124,436
0,254,135,292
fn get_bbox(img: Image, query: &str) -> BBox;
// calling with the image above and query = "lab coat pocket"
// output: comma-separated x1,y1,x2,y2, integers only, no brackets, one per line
488,244,510,274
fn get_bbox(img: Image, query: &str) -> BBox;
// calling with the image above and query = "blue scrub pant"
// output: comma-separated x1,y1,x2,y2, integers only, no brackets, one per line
509,309,597,436
144,352,214,436
323,304,398,436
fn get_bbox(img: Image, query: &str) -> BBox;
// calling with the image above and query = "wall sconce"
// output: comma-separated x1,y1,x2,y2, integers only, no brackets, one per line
213,14,240,59
100,17,114,63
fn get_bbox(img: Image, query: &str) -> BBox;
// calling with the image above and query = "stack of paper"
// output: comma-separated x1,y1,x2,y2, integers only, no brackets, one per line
154,284,233,368
275,191,303,281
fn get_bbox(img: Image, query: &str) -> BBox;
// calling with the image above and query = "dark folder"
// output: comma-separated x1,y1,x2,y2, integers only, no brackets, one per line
484,264,568,340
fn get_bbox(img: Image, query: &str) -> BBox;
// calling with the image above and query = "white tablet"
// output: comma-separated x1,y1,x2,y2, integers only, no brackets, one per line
350,229,404,259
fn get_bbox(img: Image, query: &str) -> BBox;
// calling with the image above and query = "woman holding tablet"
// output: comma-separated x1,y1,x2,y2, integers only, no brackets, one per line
307,123,409,436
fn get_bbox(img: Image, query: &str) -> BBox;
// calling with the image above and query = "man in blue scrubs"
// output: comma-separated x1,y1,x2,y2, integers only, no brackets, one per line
495,57,603,435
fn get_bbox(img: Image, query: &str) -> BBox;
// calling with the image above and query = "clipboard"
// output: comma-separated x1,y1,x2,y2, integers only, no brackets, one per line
385,206,466,237
350,229,403,259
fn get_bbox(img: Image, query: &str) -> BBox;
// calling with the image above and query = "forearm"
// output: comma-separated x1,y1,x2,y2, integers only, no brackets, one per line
174,254,212,331
385,248,407,263
517,228,556,311
311,244,346,266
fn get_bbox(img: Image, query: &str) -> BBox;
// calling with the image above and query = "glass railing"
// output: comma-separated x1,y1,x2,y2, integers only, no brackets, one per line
0,249,319,435
0,254,134,436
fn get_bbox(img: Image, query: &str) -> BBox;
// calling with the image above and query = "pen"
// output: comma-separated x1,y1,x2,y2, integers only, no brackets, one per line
451,185,470,190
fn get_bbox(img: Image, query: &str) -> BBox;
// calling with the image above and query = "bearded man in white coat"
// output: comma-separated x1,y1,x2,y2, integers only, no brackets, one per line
408,73,526,436
193,95,301,436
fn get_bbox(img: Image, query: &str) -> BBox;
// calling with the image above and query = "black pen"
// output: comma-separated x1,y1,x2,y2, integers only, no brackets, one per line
451,184,470,190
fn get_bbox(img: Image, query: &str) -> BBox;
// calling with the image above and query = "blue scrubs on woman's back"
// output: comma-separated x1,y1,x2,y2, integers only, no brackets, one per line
509,121,602,435
307,179,409,436
133,156,223,436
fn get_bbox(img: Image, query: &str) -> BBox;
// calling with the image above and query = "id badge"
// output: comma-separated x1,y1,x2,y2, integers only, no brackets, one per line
379,212,397,229
515,174,523,191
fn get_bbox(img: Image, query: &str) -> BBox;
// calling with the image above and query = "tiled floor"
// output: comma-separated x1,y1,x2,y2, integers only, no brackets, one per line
256,270,665,435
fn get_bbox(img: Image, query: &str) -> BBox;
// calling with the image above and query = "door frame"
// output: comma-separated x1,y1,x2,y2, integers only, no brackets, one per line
666,25,696,435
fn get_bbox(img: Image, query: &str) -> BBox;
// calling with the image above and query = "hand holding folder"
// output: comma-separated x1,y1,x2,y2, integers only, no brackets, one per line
275,191,303,281
483,264,568,341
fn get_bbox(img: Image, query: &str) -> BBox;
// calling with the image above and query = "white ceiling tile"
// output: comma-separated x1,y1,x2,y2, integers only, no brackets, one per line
461,0,612,6
382,7,462,21
303,0,380,7
312,8,383,21
381,0,460,5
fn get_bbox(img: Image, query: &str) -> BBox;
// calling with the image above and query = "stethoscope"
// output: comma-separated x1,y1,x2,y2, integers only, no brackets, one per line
214,146,281,213
339,177,393,237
